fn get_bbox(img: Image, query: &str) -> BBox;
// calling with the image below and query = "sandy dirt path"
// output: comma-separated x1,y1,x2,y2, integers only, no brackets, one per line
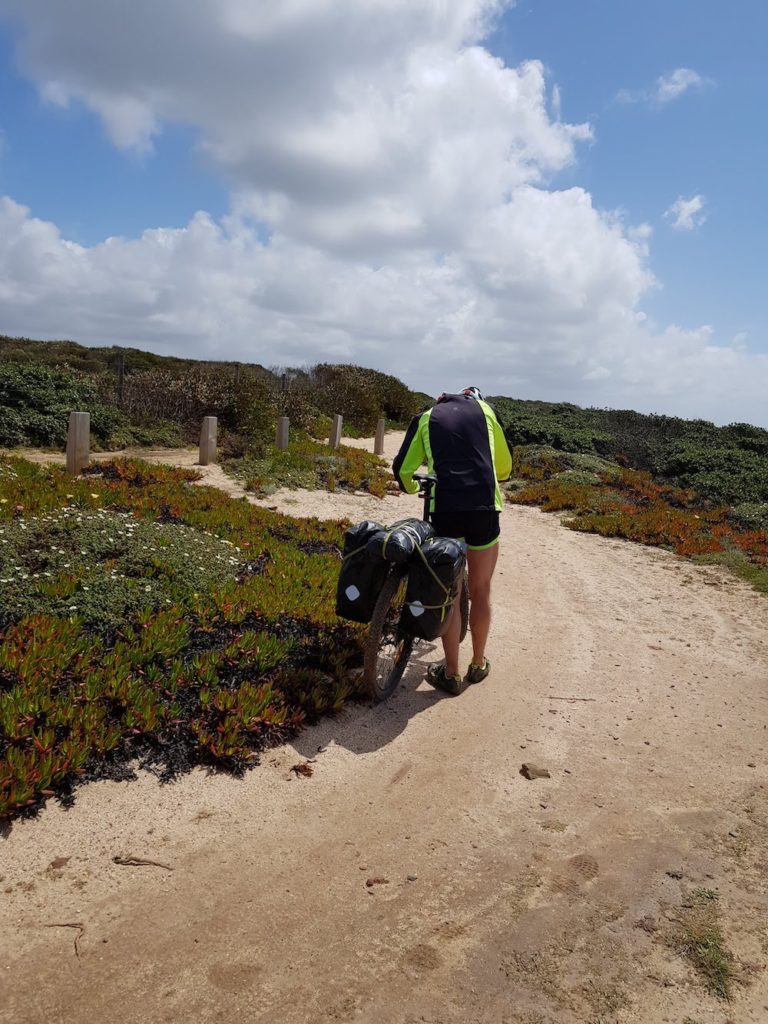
1,436,767,1023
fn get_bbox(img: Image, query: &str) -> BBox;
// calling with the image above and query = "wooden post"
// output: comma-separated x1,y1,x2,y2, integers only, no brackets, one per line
374,417,386,456
199,416,217,466
330,414,343,449
276,416,290,450
234,362,241,385
66,412,90,476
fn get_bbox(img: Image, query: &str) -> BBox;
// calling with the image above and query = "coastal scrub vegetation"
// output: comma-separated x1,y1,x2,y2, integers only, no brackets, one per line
508,445,768,593
0,336,429,451
227,433,391,498
491,396,768,508
0,455,363,821
0,337,425,498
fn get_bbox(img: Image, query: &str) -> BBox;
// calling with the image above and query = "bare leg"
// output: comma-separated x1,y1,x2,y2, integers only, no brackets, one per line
440,543,499,675
466,544,499,667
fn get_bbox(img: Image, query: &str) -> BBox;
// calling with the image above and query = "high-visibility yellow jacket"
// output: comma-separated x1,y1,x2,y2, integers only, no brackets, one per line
392,394,512,513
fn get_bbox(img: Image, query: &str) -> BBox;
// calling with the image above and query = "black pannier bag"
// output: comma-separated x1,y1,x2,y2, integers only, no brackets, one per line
365,518,435,563
399,537,466,640
336,520,390,623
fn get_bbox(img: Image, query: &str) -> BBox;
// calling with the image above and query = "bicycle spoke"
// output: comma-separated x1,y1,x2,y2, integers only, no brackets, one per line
365,573,414,700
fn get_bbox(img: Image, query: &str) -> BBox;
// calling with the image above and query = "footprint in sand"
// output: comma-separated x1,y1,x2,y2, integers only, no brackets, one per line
550,853,600,897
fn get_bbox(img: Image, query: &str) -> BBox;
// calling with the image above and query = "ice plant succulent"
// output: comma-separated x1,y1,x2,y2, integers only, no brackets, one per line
0,455,364,820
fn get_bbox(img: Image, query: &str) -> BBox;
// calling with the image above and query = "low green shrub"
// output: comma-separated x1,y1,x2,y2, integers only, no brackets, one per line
653,443,768,505
0,507,243,635
511,444,619,482
508,444,768,584
227,433,390,497
552,469,602,487
730,502,768,531
102,421,186,450
492,397,768,508
302,364,424,432
0,455,365,819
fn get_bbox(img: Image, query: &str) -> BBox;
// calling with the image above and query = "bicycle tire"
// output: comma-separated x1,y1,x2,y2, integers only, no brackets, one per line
364,569,415,702
458,573,469,643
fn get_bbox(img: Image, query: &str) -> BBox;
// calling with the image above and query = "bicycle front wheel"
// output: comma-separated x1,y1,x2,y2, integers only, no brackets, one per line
364,569,415,702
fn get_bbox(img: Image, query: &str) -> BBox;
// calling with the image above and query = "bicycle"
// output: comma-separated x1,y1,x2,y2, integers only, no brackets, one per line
363,473,470,702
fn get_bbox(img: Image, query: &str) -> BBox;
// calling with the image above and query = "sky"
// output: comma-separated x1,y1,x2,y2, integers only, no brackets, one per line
0,0,766,425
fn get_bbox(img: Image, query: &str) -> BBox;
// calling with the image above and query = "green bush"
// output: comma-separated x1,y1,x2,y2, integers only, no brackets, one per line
491,397,613,454
730,502,768,531
305,364,423,432
102,421,186,450
117,366,274,438
511,444,619,481
491,396,768,507
0,335,235,377
651,443,768,505
226,432,390,497
0,363,123,448
1,338,428,453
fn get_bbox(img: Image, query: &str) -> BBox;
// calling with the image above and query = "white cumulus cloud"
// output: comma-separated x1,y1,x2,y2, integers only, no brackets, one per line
0,0,588,257
665,194,707,231
0,1,764,424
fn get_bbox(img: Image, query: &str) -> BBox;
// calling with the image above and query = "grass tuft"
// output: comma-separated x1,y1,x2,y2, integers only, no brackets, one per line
669,889,734,1000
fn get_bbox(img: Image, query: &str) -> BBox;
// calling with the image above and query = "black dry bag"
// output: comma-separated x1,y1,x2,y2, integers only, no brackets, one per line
365,518,435,563
399,537,466,640
336,520,390,623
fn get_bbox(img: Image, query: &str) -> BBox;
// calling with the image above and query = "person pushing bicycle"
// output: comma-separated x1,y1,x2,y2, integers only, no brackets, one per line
392,386,512,695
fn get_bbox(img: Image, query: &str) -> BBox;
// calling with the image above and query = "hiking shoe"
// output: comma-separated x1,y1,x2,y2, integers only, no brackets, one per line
465,657,490,684
426,662,466,696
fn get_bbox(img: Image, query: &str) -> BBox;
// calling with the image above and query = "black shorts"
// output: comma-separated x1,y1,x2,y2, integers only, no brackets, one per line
431,509,501,550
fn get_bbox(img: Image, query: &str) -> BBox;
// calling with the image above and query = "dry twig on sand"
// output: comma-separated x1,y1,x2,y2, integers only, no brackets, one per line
112,855,173,870
45,922,85,958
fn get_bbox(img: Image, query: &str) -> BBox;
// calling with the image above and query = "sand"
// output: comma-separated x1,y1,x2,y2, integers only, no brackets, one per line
1,433,767,1023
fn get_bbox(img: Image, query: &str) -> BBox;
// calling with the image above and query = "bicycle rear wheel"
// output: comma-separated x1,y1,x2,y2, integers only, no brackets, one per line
458,573,469,643
364,568,415,702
